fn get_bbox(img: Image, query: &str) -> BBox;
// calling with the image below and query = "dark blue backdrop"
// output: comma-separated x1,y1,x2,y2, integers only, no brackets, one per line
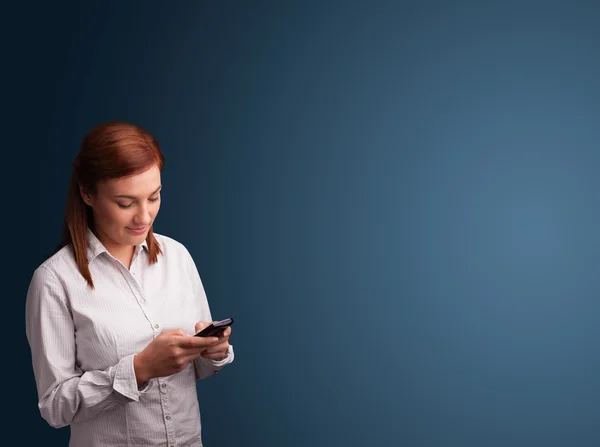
8,1,600,446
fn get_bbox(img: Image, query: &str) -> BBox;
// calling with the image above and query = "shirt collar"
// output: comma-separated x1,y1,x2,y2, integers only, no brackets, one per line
86,227,148,263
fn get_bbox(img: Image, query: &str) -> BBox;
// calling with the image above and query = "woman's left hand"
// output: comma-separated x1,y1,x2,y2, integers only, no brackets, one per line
194,321,231,360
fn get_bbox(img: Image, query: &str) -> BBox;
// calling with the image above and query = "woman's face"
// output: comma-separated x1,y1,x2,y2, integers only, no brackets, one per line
81,164,162,255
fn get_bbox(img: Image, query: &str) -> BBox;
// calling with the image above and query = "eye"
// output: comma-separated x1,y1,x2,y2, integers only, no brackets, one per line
149,196,159,203
117,202,134,209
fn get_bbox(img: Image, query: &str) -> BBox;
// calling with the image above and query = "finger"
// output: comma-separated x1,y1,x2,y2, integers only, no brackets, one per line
178,346,206,355
201,350,229,360
215,334,230,344
202,341,229,355
177,335,220,349
159,328,186,337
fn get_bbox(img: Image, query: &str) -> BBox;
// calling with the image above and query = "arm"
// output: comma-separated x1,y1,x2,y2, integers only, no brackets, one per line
185,250,235,380
25,266,149,428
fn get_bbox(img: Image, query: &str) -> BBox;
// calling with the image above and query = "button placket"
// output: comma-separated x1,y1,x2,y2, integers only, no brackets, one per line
129,263,147,305
159,382,168,394
112,257,146,306
160,388,177,446
115,256,156,335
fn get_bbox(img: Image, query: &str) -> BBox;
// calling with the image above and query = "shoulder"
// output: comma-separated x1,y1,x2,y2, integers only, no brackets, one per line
27,246,75,297
154,232,195,262
31,245,76,283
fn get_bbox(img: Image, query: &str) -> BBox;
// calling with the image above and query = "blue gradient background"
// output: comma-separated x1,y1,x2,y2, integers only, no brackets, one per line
8,1,600,446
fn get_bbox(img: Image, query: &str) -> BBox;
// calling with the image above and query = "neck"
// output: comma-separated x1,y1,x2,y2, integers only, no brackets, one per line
91,226,136,269
111,246,135,270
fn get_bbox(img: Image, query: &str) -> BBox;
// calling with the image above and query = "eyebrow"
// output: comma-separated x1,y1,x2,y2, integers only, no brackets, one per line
115,186,162,200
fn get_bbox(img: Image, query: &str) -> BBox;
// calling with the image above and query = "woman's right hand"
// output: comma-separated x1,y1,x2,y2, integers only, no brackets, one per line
133,329,220,385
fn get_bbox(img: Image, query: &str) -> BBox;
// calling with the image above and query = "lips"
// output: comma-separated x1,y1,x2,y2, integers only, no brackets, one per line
127,226,148,234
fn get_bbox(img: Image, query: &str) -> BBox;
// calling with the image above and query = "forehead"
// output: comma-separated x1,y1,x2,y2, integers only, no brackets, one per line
98,165,161,195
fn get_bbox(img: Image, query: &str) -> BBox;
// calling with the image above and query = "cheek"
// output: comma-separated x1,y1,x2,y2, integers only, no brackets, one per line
104,206,132,228
93,204,111,225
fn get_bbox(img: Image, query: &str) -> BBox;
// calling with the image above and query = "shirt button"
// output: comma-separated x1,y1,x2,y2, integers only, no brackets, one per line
161,383,167,388
154,324,159,329
165,415,171,420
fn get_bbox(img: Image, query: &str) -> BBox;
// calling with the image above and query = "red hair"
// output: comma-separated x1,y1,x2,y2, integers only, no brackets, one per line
57,120,165,288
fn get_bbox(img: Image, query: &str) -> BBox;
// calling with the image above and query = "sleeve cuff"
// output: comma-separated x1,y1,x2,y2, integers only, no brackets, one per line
210,344,234,368
194,344,235,379
112,354,151,402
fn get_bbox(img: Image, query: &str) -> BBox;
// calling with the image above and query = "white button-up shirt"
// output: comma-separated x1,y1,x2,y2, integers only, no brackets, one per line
25,228,234,446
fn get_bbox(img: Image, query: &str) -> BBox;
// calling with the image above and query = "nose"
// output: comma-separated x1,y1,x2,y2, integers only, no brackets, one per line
133,203,152,226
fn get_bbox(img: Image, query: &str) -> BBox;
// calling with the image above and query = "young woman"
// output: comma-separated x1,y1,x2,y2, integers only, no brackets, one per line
25,120,234,446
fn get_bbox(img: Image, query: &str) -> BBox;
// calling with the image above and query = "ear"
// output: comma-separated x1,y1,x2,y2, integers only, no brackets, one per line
79,185,93,207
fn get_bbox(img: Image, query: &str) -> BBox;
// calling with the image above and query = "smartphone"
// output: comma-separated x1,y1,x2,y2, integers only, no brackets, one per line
194,318,234,337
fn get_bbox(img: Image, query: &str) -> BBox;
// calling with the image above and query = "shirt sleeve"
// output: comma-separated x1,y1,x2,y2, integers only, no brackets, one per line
25,265,149,429
183,248,235,380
